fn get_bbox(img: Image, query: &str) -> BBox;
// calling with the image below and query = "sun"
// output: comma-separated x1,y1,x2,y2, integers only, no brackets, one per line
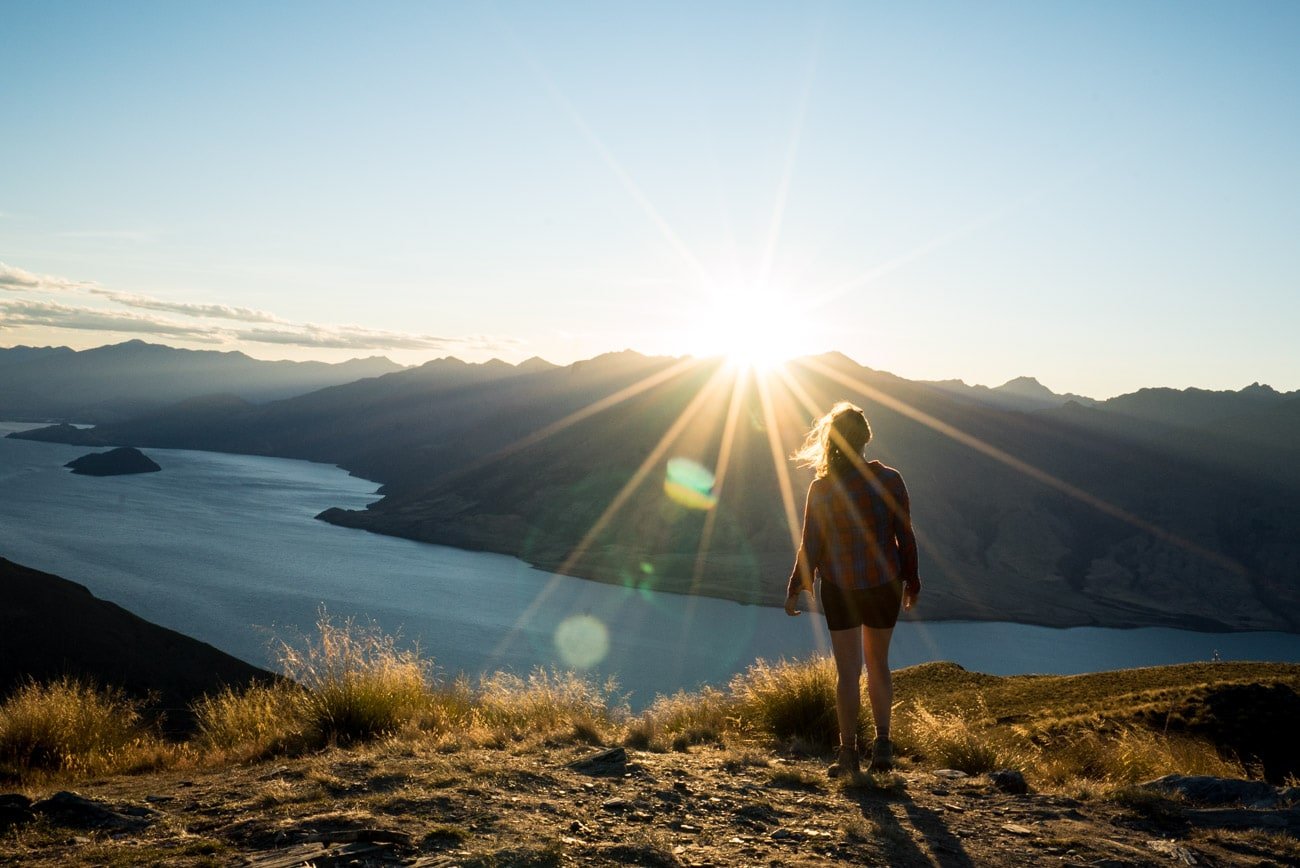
685,286,806,372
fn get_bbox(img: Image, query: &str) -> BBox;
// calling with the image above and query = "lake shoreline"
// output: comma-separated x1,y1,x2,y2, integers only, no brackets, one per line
317,503,1285,636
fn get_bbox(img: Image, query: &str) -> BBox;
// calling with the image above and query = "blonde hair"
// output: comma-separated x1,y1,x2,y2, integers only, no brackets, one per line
791,401,873,478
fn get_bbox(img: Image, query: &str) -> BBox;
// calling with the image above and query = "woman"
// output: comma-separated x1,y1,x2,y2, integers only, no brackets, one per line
784,401,920,776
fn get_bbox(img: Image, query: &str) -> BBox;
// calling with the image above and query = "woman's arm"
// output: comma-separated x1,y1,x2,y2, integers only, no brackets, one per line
891,474,921,605
784,482,821,609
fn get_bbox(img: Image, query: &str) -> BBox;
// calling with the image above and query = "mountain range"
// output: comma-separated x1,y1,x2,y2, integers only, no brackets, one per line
0,340,403,423
6,341,1299,633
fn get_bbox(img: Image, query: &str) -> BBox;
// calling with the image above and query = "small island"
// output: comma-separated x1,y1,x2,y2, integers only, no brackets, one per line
64,447,162,476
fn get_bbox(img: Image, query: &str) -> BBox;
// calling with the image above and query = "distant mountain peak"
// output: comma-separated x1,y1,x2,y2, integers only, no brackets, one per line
994,376,1054,398
518,356,558,372
1240,382,1278,398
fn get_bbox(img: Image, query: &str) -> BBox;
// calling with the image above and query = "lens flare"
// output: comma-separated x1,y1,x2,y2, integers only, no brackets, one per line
664,456,718,510
554,614,609,669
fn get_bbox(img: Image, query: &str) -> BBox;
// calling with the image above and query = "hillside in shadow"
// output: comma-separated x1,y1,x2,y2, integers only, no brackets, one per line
12,352,1299,632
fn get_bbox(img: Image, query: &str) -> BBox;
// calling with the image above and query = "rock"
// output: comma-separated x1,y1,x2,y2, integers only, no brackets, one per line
934,769,969,780
1141,774,1281,807
1147,839,1198,864
0,794,34,829
32,791,154,830
990,769,1029,794
602,798,632,813
568,746,628,776
64,446,161,476
1002,823,1035,836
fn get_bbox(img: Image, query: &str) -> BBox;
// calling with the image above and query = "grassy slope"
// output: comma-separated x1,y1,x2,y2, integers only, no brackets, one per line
3,659,1300,865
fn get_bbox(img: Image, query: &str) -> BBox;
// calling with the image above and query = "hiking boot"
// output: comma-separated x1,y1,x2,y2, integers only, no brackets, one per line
827,744,860,778
869,737,894,772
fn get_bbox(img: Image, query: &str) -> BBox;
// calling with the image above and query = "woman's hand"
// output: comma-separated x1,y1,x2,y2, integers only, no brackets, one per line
903,578,921,611
784,592,802,616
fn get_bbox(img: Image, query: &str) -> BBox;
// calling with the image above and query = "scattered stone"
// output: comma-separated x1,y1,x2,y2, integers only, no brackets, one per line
1141,774,1280,807
32,791,153,831
245,841,387,868
0,794,34,829
990,769,1029,795
602,798,632,813
568,747,628,777
934,769,969,780
1181,806,1300,834
941,802,967,813
1147,839,1198,864
1001,823,1035,837
301,828,412,845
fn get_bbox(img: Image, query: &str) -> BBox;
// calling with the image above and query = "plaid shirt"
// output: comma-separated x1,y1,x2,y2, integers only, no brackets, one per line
786,460,920,597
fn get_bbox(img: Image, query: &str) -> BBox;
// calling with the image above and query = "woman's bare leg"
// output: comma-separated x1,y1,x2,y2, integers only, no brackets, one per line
863,623,894,738
862,626,894,739
829,627,863,747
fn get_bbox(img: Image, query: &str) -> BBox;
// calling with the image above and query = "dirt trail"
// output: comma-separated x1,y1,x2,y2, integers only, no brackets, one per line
2,742,1297,866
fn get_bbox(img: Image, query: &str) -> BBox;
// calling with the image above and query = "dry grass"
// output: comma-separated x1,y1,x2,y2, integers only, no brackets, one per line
1031,724,1244,786
729,656,860,748
473,669,624,746
192,681,307,760
895,701,1024,774
2,634,1291,797
625,686,735,752
0,677,166,777
276,611,434,746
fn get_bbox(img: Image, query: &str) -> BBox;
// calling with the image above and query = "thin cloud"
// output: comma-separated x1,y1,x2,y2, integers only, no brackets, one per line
0,261,96,293
234,324,520,352
0,299,224,343
0,260,524,354
89,289,284,324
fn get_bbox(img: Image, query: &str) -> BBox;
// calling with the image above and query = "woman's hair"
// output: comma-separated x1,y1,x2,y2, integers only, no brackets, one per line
791,401,873,478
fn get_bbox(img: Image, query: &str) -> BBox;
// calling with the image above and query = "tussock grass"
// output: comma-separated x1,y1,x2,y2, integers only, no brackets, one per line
4,630,1291,795
0,677,163,777
896,701,1023,774
193,681,307,759
729,656,858,748
767,765,825,790
626,687,735,752
277,612,433,746
1031,725,1243,786
474,669,624,745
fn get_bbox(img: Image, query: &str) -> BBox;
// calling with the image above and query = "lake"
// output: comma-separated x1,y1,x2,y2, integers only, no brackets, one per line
3,421,1299,707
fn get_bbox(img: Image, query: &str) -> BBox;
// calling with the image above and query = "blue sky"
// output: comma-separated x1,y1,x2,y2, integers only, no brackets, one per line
2,0,1297,398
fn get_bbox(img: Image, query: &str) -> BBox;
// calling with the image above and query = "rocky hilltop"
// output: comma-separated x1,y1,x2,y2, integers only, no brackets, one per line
2,660,1299,866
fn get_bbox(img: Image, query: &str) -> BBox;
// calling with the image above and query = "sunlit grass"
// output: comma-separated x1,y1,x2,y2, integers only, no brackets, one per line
276,611,434,746
0,677,168,778
3,619,1289,799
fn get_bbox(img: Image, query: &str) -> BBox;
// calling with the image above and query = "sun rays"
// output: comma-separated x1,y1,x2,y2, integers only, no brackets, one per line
477,342,1250,675
473,10,1248,678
